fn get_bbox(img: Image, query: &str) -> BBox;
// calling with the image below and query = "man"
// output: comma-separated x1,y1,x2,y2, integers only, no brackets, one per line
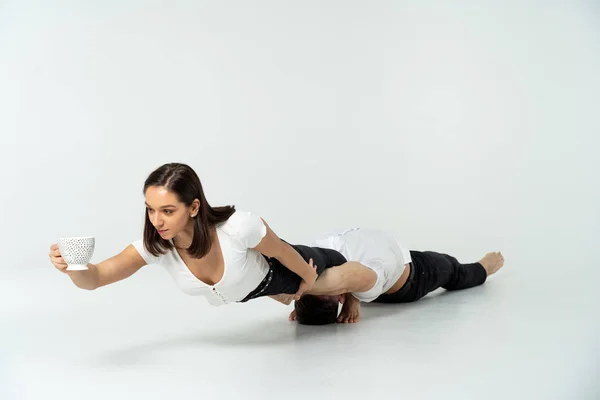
290,228,504,324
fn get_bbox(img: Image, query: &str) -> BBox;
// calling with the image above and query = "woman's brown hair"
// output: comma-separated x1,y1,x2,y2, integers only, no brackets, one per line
142,162,235,258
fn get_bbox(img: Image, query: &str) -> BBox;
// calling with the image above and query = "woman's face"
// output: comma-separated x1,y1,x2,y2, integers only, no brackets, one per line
144,186,197,240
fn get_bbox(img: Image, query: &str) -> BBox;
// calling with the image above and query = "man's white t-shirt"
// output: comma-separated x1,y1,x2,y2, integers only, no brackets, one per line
313,228,411,302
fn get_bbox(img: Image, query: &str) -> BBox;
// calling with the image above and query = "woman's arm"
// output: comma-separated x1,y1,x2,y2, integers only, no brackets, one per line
65,244,147,290
306,261,377,296
252,218,317,294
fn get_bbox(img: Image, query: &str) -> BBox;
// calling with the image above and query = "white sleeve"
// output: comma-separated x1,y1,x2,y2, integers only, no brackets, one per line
351,260,385,303
131,239,162,265
227,210,267,248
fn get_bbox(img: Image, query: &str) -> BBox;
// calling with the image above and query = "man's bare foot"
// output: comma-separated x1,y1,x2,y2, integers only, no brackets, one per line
478,252,504,276
289,309,297,321
337,294,361,323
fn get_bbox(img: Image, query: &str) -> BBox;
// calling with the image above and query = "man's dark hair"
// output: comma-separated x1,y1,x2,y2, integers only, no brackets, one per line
294,295,339,325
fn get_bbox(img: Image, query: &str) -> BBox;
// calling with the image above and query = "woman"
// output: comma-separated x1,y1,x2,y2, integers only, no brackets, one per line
48,163,347,305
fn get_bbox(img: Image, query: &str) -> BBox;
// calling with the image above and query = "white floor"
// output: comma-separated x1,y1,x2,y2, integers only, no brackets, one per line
2,251,598,400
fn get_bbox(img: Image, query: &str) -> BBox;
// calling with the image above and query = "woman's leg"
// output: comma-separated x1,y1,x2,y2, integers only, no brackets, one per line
270,244,348,294
241,244,347,301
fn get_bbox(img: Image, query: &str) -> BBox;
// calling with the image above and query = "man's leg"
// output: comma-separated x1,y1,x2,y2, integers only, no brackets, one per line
434,252,487,291
374,250,503,303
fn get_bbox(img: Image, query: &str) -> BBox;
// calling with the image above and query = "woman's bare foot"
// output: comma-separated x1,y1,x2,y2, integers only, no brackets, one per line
478,252,504,276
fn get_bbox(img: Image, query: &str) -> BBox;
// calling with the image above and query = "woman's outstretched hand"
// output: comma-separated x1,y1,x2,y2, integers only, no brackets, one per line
295,258,318,300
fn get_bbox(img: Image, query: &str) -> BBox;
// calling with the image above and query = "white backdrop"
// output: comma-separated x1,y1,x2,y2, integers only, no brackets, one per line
1,1,600,399
1,1,598,288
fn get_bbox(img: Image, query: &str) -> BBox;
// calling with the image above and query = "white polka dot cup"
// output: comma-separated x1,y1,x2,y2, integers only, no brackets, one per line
57,236,95,271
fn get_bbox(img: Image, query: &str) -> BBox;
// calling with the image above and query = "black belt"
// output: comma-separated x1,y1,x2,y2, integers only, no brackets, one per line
239,255,275,302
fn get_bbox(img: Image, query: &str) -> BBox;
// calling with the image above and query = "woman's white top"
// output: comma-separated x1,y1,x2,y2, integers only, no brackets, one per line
132,210,269,306
313,228,412,302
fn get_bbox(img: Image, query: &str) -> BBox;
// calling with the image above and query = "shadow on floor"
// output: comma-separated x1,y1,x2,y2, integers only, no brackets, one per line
92,286,484,366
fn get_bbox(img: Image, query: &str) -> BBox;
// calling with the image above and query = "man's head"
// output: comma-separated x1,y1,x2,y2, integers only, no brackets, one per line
294,294,344,325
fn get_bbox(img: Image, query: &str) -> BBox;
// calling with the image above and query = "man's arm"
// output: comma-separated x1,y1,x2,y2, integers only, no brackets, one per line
269,294,295,305
306,261,377,296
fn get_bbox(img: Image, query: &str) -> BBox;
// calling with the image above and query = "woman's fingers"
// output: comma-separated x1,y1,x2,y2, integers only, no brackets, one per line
49,245,68,272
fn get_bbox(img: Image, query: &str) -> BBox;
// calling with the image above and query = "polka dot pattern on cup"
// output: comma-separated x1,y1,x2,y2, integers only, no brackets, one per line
57,237,95,265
